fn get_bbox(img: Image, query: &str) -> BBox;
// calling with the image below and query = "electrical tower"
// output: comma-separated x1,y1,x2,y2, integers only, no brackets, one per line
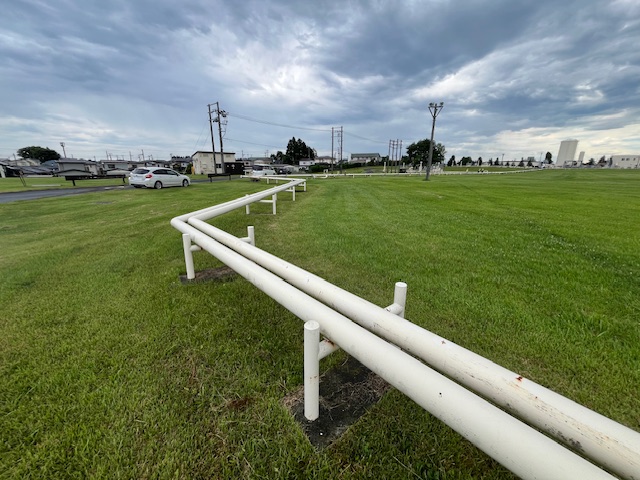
331,127,343,172
388,139,402,173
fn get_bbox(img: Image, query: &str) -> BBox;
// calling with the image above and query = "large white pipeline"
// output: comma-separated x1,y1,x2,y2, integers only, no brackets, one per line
185,215,640,480
171,178,639,479
173,218,614,480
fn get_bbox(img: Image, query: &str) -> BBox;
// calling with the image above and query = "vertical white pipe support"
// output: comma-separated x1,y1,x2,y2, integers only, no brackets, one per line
304,320,320,421
182,233,195,280
394,282,407,318
272,193,277,215
245,195,250,215
247,226,255,246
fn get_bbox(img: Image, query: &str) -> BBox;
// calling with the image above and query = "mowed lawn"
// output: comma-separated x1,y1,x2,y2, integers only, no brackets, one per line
1,170,638,479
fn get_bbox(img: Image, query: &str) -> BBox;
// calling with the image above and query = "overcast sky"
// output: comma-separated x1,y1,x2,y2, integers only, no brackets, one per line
1,0,639,162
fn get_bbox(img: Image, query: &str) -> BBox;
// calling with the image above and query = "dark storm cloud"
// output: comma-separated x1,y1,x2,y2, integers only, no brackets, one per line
0,0,639,159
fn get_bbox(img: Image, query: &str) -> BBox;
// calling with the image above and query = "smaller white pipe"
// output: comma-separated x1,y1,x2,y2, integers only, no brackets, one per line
393,282,407,318
189,245,202,252
318,338,340,360
182,233,195,279
247,226,255,246
272,193,277,215
304,321,320,421
385,304,404,316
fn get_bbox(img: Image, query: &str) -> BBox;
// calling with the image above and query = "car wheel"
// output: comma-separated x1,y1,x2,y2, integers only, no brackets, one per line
154,181,163,189
182,179,189,187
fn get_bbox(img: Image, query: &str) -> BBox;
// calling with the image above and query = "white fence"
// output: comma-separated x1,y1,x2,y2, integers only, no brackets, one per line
171,178,639,480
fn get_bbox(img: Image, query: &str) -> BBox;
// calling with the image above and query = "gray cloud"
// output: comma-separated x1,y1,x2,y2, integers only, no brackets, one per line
1,0,639,160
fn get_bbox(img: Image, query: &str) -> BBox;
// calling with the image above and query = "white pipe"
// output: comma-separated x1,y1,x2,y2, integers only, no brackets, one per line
304,321,320,421
247,226,255,246
170,220,614,480
182,233,195,280
393,281,407,318
183,216,640,480
318,338,340,360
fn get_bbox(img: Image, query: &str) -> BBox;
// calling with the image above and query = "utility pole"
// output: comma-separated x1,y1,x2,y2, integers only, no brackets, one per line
331,127,334,172
141,149,145,162
207,103,217,173
60,142,67,158
215,102,227,174
425,102,444,181
388,140,395,173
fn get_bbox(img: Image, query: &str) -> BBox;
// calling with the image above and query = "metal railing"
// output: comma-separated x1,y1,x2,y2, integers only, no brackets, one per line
171,178,639,480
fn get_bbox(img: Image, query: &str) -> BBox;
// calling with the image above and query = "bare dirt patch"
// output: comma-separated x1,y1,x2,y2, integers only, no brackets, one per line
283,356,390,448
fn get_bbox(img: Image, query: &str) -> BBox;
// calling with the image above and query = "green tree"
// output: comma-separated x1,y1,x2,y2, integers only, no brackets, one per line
460,156,472,166
545,151,553,164
406,139,446,167
17,146,61,163
286,137,315,164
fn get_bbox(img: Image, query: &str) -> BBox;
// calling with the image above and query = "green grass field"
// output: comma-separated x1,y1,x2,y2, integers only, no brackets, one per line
1,170,638,479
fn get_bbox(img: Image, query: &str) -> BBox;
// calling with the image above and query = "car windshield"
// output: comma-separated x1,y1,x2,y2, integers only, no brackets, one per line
132,168,150,174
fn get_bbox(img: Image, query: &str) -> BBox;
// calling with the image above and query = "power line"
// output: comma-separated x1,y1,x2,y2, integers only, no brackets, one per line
227,112,330,132
343,130,388,144
225,137,285,150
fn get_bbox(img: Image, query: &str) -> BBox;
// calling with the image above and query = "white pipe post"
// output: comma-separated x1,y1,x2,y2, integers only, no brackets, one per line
182,233,195,280
394,282,407,318
272,193,277,215
304,321,320,421
385,282,408,317
247,226,255,246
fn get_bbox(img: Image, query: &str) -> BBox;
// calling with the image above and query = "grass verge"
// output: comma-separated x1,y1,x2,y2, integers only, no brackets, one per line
1,170,638,478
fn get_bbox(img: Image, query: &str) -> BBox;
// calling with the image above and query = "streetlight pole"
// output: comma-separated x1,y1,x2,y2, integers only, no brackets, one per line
60,142,67,158
425,102,444,181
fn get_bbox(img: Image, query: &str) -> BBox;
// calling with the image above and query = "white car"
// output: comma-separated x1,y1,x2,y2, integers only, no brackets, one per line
250,166,276,177
129,167,191,189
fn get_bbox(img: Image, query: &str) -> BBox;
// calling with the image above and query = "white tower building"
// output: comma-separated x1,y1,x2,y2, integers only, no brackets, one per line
557,140,579,167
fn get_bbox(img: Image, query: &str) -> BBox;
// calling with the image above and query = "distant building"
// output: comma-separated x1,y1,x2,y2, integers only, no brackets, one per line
191,151,237,175
557,140,579,167
299,159,315,169
578,151,585,164
57,159,102,177
350,153,381,164
610,155,640,169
